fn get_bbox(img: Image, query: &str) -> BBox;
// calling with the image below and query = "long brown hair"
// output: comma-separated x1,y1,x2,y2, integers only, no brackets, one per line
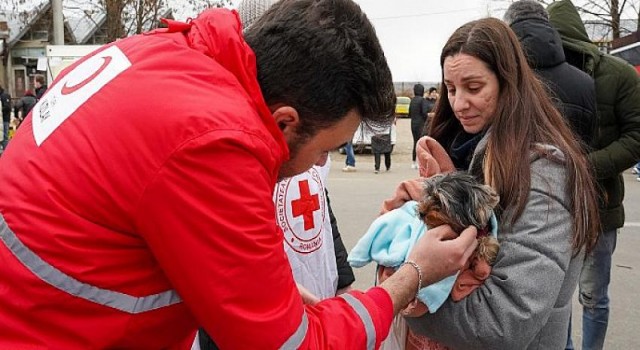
430,18,599,253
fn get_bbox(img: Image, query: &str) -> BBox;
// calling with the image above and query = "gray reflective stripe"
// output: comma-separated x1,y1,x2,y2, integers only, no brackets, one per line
0,215,182,314
280,311,308,349
340,294,376,350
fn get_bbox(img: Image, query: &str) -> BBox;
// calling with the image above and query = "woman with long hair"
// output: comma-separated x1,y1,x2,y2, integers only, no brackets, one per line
406,17,600,349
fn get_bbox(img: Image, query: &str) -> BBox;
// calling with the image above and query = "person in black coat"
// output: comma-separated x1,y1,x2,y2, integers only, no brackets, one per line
504,0,596,149
408,83,429,168
34,75,48,101
0,85,11,150
14,90,37,128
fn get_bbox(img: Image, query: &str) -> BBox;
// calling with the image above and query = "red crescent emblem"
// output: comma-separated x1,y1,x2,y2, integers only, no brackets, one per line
60,56,113,95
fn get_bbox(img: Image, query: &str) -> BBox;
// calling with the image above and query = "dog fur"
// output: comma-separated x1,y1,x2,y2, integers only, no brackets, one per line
416,172,501,265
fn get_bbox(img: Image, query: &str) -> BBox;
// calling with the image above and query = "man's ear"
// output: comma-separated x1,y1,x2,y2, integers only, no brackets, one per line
272,105,300,140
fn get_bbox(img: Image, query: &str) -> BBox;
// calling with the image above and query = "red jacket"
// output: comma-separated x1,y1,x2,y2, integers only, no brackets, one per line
0,9,392,349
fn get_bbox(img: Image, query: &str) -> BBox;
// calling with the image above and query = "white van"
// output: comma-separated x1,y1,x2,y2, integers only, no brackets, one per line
348,121,397,153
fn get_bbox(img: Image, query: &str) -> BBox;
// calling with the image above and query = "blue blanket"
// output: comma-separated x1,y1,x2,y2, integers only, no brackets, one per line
348,201,498,312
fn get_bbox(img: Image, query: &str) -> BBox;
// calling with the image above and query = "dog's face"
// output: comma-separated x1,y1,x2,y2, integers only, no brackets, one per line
417,172,499,233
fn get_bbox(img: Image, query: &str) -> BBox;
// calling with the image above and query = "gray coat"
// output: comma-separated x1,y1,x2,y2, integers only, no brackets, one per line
406,136,583,349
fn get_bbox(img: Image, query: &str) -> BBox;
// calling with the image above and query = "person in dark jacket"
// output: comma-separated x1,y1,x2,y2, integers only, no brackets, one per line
34,75,47,101
0,85,11,150
14,90,37,127
547,1,640,349
504,0,596,149
409,83,429,169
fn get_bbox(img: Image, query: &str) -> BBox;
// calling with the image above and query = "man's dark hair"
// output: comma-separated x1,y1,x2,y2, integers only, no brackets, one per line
428,87,437,94
243,0,395,138
35,75,45,85
503,0,549,25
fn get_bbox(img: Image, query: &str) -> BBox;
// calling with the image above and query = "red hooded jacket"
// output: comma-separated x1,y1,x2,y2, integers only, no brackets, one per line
0,9,392,349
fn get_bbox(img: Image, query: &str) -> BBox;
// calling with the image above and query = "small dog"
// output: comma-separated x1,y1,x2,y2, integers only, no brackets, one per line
416,171,500,265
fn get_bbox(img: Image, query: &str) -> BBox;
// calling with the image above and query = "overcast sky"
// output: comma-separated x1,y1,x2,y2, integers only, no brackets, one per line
223,0,503,83
217,0,594,83
353,0,495,82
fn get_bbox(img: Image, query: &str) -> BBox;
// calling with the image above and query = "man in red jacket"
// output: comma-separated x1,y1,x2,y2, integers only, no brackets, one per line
0,0,477,348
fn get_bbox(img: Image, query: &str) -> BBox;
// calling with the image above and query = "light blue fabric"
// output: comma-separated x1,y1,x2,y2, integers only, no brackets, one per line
348,201,426,268
348,201,498,312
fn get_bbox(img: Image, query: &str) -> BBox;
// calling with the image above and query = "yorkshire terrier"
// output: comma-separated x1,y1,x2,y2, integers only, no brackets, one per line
416,171,500,265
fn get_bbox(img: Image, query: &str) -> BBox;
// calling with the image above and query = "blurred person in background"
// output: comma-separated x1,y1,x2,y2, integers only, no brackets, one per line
0,84,11,150
13,90,37,128
504,0,596,149
547,1,640,349
409,83,429,169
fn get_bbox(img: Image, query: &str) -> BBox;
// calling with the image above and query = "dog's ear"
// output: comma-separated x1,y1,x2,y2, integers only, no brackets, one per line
480,184,499,208
472,183,499,224
417,199,452,229
425,210,451,229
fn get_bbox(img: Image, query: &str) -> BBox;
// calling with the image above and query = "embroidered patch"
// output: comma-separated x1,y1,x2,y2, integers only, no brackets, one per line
274,168,327,254
32,46,132,146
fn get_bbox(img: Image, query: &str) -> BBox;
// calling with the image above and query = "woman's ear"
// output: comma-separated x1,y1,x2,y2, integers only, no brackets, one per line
272,106,300,140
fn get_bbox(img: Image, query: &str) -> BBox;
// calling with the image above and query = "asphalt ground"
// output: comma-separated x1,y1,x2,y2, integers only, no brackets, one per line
327,117,640,350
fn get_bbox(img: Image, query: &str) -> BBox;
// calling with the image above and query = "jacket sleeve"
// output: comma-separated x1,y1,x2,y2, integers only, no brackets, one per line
326,189,355,290
421,99,430,117
135,131,393,349
406,158,575,349
589,61,640,179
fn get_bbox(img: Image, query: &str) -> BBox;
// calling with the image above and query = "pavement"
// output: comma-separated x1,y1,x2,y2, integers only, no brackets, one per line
327,118,640,350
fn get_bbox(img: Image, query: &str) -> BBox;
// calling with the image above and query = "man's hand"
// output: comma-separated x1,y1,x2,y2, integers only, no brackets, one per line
408,225,478,286
379,225,477,314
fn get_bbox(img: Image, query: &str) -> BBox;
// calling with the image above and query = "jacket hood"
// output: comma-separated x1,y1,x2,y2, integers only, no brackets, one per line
547,0,601,65
167,9,288,158
413,84,424,96
510,18,565,69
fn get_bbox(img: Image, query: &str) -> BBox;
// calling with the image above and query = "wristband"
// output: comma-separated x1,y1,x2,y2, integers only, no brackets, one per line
400,260,423,299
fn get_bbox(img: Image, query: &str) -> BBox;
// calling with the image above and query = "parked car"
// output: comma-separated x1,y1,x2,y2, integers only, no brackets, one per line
395,96,410,118
341,121,397,154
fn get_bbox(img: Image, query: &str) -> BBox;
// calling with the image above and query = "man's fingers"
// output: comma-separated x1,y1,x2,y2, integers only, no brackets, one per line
458,225,478,242
430,225,457,240
457,226,479,261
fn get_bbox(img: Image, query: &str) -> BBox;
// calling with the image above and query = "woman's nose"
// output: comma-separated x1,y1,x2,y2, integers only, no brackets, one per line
452,93,469,112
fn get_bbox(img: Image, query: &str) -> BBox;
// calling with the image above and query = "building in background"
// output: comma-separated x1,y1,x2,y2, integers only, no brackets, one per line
0,0,171,99
584,19,638,52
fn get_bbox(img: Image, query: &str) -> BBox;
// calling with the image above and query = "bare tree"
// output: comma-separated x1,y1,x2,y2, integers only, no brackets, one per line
490,0,640,40
129,0,163,35
103,0,127,41
101,0,232,41
4,0,232,44
579,0,624,38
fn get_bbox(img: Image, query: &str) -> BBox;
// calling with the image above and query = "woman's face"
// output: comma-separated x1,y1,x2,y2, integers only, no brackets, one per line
443,53,499,134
